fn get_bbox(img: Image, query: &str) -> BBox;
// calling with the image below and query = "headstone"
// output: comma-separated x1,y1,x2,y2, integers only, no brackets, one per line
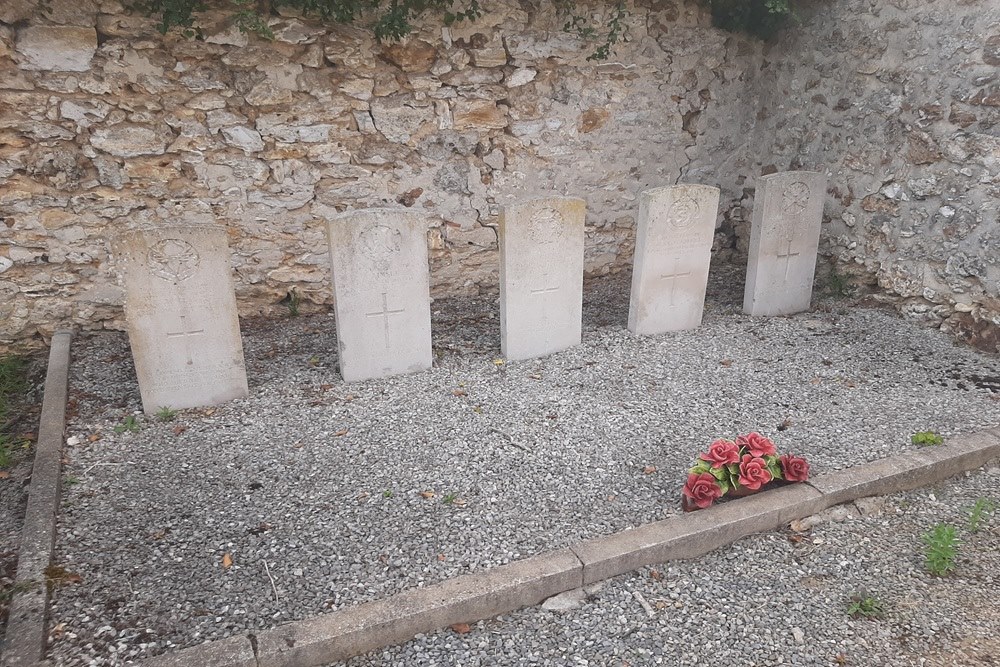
327,209,432,382
744,171,827,316
500,197,586,361
112,225,249,414
628,184,720,335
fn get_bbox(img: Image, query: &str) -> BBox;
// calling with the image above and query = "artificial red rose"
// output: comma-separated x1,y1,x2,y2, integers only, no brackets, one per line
736,432,777,458
699,439,741,469
780,454,810,482
682,472,723,509
737,454,773,490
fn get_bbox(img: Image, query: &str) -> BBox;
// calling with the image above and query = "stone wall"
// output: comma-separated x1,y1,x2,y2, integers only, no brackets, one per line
3,0,998,354
743,0,1000,352
0,0,764,349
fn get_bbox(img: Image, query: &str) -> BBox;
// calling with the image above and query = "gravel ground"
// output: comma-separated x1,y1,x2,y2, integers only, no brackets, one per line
46,269,1000,665
345,466,1000,667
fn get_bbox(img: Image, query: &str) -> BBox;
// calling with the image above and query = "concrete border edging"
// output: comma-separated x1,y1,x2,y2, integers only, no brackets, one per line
1,331,73,667
132,430,1000,667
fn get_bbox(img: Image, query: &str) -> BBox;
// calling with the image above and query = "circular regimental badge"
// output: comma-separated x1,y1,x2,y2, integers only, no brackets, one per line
667,194,700,229
359,224,402,274
529,207,566,245
148,239,200,282
781,181,811,215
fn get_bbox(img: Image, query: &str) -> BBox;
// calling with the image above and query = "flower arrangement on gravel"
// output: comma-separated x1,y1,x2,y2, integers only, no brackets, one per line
681,432,810,511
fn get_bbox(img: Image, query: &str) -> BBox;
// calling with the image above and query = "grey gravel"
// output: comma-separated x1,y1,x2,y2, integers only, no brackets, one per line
345,465,1000,667
46,271,1000,665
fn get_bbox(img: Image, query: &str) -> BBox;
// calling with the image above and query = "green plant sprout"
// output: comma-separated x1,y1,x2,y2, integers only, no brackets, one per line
967,497,996,533
156,406,178,422
287,288,301,317
922,524,959,576
114,416,141,434
847,593,885,619
911,431,944,447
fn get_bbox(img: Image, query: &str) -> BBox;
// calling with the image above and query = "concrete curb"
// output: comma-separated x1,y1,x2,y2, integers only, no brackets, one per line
1,331,73,667
127,429,1000,666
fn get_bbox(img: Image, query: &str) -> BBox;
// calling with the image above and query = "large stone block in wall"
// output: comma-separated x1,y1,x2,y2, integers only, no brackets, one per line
91,125,169,158
15,26,97,72
0,0,35,24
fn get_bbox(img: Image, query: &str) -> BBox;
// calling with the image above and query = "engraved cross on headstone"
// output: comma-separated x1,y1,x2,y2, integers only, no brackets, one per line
366,292,405,349
166,314,205,366
529,277,560,344
659,267,692,306
777,239,800,280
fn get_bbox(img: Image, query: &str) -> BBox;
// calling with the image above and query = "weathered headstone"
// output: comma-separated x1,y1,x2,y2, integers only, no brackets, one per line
500,197,586,361
744,171,826,316
327,209,432,382
113,225,249,414
628,184,720,335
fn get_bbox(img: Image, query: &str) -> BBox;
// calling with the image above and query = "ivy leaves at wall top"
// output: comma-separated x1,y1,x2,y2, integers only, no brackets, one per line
130,0,794,61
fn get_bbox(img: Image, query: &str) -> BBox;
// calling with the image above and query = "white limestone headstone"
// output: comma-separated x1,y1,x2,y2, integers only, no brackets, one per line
628,184,720,335
500,197,586,361
113,225,249,414
744,171,827,316
327,209,432,382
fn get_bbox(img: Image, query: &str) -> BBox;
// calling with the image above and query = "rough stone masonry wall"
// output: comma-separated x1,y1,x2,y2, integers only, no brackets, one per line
0,0,764,350
744,0,1000,352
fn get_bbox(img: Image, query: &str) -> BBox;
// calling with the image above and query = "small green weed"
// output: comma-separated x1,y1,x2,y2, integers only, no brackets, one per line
0,438,12,468
825,268,854,298
114,415,141,434
922,523,959,576
967,497,996,533
0,355,28,406
286,289,301,317
911,431,944,447
442,492,458,505
64,475,80,486
307,355,320,367
383,489,394,498
0,579,38,604
0,355,29,468
155,406,178,422
847,593,885,619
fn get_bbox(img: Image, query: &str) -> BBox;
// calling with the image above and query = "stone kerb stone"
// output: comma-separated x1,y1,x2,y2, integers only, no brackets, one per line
111,225,249,414
500,197,586,361
743,171,826,316
628,184,720,335
327,209,433,382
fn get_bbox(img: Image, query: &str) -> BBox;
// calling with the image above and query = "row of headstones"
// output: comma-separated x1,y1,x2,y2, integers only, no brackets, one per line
114,170,826,414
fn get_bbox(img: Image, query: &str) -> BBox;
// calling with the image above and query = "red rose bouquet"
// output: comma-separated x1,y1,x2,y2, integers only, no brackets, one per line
681,432,809,510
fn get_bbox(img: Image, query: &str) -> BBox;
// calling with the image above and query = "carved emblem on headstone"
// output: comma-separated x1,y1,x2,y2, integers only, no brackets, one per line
148,239,200,283
781,181,811,215
359,224,403,273
529,207,565,245
667,194,700,229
